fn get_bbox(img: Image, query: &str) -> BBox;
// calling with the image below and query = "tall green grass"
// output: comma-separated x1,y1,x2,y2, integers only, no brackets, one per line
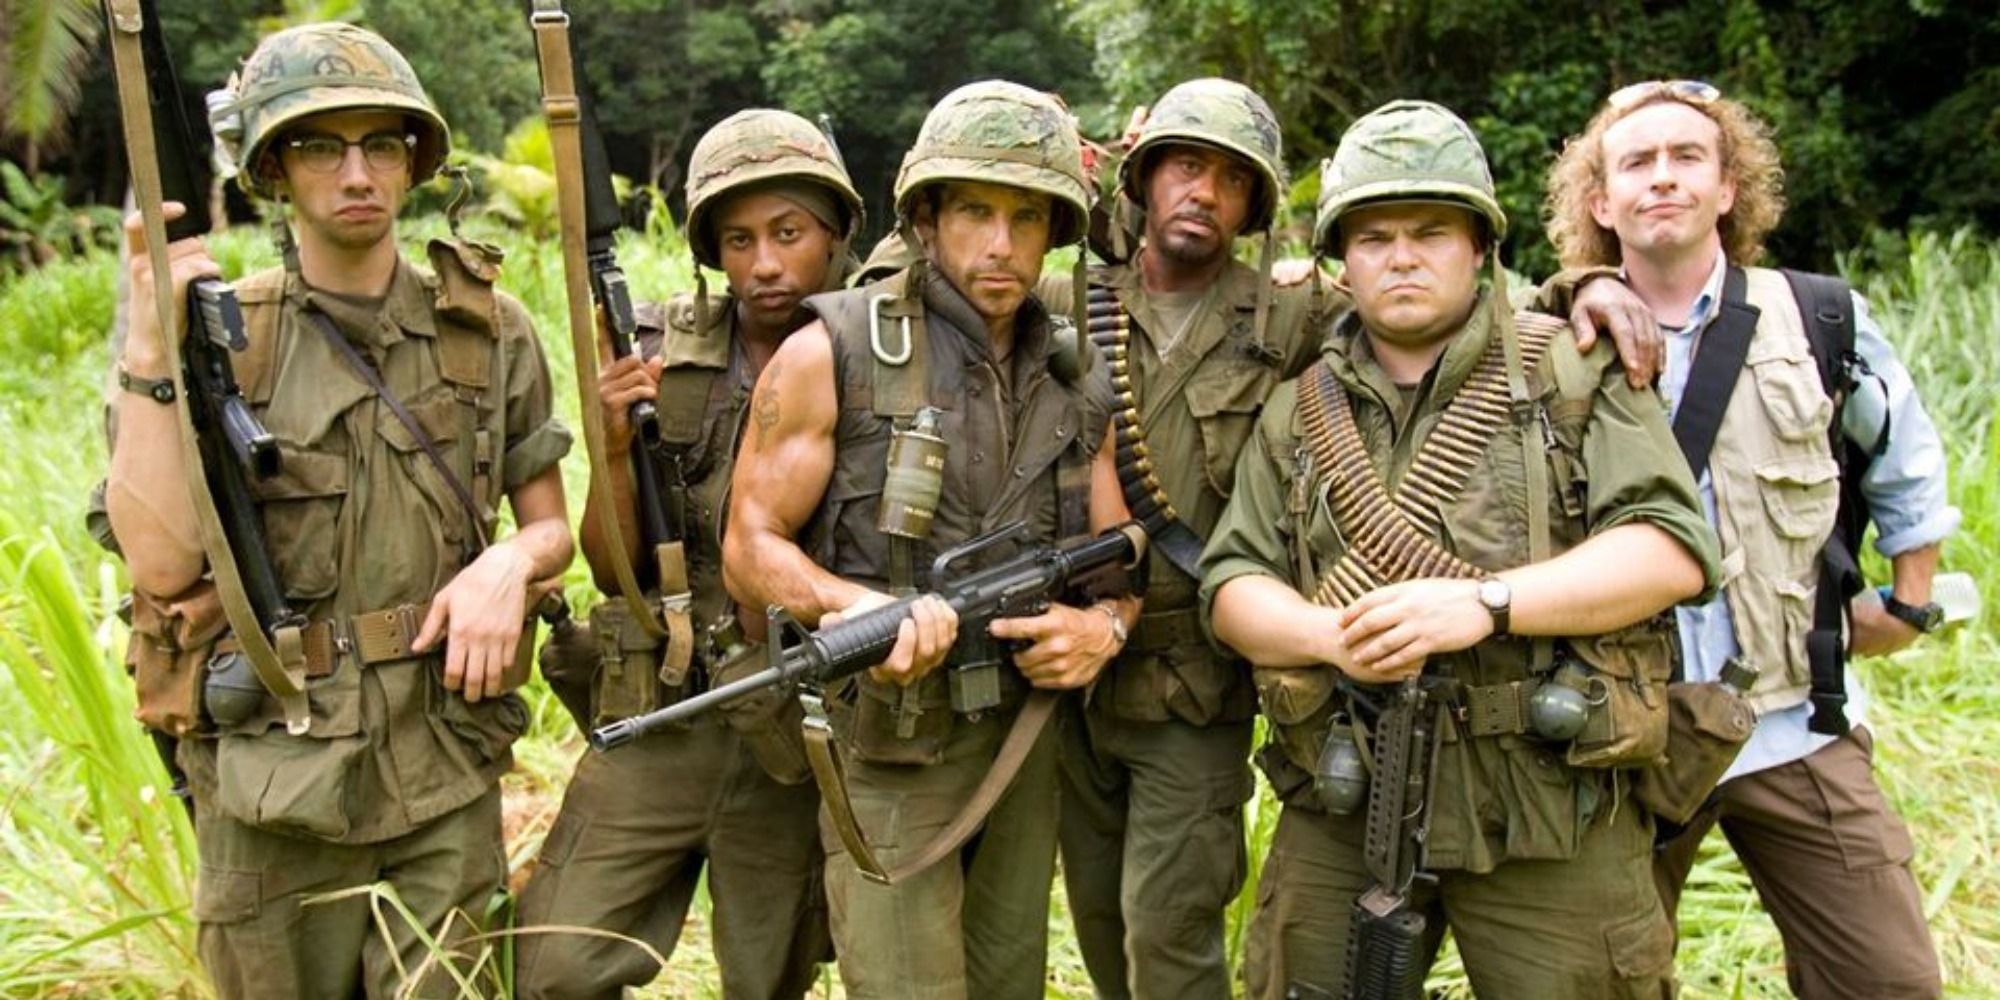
1,225,1995,997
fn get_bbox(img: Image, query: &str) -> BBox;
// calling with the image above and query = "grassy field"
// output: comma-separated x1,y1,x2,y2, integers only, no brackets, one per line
1,219,1995,998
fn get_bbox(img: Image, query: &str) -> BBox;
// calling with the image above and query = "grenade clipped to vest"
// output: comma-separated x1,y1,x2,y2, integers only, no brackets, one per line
878,406,947,541
1528,660,1596,741
1313,716,1369,815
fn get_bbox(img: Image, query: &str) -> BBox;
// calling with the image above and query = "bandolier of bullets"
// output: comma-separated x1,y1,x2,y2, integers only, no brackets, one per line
1298,311,1565,607
1086,284,1179,534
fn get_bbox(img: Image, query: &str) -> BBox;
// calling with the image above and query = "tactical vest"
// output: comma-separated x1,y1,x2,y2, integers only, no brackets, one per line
1259,305,1674,872
1699,268,1843,714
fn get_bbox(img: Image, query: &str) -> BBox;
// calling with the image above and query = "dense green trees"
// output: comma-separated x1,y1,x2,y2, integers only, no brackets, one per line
3,0,1993,270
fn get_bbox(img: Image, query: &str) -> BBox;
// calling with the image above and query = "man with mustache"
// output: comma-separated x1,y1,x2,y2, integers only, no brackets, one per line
1546,82,1954,999
724,81,1135,999
1202,100,1720,997
514,109,863,999
101,23,573,997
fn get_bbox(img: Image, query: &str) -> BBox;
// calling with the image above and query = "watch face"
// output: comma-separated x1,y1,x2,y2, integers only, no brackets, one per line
1919,604,1945,632
1478,579,1509,610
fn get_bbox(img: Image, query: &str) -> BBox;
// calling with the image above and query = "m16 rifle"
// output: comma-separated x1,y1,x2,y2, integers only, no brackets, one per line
590,520,1147,750
1344,676,1441,1000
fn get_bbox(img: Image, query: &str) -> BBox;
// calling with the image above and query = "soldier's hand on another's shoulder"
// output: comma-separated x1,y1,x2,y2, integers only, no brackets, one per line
994,602,1123,690
415,541,535,702
1569,275,1663,388
596,352,662,457
1338,578,1492,680
827,592,958,687
121,203,220,375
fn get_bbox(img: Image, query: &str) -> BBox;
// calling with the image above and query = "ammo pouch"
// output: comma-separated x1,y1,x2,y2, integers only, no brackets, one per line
1633,680,1756,823
586,600,681,725
1555,624,1674,770
833,669,956,767
711,637,811,785
125,582,229,739
1254,664,1340,778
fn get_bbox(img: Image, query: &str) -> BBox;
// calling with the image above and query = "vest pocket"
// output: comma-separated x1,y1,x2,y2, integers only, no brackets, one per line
1186,364,1274,497
1747,343,1834,443
1756,455,1840,542
1254,666,1337,774
1562,624,1674,770
253,446,349,600
375,392,474,547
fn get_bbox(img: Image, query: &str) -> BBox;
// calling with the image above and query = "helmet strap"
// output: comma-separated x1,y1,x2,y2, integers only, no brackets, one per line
1252,230,1275,359
693,264,711,332
439,163,474,240
269,200,301,277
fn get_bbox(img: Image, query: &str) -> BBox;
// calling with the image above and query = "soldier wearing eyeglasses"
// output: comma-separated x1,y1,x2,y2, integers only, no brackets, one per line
98,22,573,997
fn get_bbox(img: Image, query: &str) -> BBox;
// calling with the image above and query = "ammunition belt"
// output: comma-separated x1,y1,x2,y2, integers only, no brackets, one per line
1298,312,1564,607
1085,285,1210,578
297,602,434,678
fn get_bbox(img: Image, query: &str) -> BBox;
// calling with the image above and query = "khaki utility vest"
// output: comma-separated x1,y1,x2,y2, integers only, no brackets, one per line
1701,267,1843,714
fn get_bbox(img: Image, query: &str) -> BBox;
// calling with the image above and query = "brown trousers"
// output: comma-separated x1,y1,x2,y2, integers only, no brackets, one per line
513,718,827,1000
1653,726,1942,999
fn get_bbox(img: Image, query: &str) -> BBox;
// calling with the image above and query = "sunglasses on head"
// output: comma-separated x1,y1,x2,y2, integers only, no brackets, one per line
1606,80,1722,111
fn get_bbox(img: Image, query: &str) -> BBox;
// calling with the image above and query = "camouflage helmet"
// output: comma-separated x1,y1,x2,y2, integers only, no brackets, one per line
684,109,865,270
893,80,1090,246
1119,78,1287,232
212,22,448,200
1314,100,1506,254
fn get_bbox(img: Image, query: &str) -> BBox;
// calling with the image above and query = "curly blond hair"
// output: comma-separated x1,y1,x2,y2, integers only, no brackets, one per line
1545,91,1785,268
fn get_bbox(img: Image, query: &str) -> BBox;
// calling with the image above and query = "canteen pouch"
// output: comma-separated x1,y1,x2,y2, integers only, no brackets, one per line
1633,680,1756,823
1560,623,1674,770
587,600,668,725
835,670,953,766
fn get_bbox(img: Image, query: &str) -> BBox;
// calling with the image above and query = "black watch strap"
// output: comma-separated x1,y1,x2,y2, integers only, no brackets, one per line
1882,595,1944,634
118,363,177,404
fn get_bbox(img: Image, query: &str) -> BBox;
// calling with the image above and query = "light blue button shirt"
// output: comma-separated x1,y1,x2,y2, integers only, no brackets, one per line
1655,254,1960,781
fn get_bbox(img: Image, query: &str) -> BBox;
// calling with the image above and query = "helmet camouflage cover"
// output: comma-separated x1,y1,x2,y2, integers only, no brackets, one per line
684,108,865,270
1120,77,1287,232
212,22,448,200
1314,99,1506,254
893,80,1090,247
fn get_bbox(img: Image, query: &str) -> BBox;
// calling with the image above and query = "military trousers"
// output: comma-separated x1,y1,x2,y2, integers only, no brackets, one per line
193,784,504,999
1245,789,1675,999
823,695,1061,1000
1653,726,1941,999
513,716,827,1000
1057,693,1254,999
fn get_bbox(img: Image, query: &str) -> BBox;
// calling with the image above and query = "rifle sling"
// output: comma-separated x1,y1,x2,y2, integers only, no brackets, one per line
306,310,490,554
531,3,667,641
806,689,1057,886
104,0,310,732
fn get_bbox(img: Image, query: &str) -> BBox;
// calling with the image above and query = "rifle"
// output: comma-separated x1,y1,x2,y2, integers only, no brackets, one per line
531,1,682,652
1344,676,1439,1000
591,520,1147,750
104,0,313,734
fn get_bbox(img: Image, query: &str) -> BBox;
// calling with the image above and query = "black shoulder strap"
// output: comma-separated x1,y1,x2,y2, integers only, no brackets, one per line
1670,266,1760,476
1781,268,1868,736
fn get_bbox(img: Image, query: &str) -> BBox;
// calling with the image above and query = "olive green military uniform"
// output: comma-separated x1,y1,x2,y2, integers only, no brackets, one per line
804,263,1112,999
513,298,827,1000
1199,297,1718,998
175,258,569,998
1037,258,1323,998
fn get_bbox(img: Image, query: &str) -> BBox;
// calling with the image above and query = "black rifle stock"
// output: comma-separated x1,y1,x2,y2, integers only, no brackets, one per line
590,521,1144,750
131,0,302,643
1344,676,1437,1000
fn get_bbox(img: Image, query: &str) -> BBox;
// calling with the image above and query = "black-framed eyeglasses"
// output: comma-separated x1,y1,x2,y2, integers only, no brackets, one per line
1606,80,1722,111
283,131,416,174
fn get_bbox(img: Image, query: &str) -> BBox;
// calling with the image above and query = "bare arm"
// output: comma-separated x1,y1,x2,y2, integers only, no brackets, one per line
1849,541,1941,657
1211,572,1353,671
577,344,660,592
416,465,572,701
106,205,210,597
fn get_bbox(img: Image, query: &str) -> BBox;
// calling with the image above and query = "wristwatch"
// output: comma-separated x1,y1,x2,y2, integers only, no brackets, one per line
1092,602,1130,647
1882,595,1945,634
1476,578,1511,636
118,363,176,404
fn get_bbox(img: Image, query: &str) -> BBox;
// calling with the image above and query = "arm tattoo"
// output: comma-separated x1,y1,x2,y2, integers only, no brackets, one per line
752,359,783,440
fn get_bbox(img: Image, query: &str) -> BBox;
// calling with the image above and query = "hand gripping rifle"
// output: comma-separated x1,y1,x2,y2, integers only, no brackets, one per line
104,0,312,733
1343,676,1441,999
590,520,1148,750
531,2,697,667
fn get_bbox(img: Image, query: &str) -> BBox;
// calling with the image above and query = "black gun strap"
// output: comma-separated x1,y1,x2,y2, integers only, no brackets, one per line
1670,267,1760,480
307,310,490,553
806,690,1057,886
